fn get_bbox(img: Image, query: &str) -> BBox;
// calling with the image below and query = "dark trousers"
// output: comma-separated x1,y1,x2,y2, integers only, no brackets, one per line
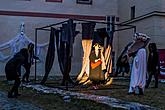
8,77,21,97
146,71,158,88
22,63,31,82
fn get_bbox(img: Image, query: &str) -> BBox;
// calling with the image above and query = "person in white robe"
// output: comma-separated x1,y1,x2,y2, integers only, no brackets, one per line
128,48,147,95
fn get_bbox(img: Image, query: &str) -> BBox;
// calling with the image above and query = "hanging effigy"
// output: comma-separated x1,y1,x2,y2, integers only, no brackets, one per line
76,22,96,84
55,19,77,86
41,27,56,84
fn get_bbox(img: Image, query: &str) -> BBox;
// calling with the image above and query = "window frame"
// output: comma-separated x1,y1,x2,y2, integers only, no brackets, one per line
76,0,92,5
46,0,62,2
131,6,135,19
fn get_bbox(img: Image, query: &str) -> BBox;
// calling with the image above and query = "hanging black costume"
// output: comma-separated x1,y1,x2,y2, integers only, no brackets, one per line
93,28,108,47
56,19,77,86
41,20,78,85
76,22,95,84
41,27,55,84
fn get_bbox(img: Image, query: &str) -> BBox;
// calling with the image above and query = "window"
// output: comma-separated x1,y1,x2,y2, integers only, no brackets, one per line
46,0,62,2
18,0,31,1
77,0,92,5
131,6,135,19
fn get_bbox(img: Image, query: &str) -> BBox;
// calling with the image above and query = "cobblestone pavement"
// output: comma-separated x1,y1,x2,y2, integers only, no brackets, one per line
0,91,42,110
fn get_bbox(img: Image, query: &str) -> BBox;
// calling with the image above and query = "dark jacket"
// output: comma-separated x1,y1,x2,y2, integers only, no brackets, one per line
147,51,159,72
147,43,160,73
5,49,28,80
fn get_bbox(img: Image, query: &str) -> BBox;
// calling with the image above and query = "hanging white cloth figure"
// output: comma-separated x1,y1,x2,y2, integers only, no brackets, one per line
128,48,147,95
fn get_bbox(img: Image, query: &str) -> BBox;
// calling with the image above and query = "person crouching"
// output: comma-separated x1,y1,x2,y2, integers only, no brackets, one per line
5,49,28,98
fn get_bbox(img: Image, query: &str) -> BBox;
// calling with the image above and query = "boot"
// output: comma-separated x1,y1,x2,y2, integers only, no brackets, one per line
154,85,158,88
14,89,21,97
139,87,144,95
8,91,15,98
135,86,140,95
